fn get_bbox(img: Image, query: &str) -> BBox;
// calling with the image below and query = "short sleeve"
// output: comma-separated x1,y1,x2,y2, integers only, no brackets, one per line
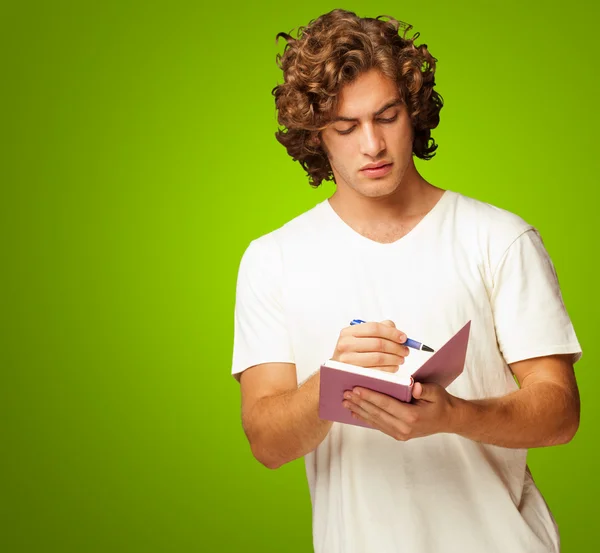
490,228,582,366
231,236,295,380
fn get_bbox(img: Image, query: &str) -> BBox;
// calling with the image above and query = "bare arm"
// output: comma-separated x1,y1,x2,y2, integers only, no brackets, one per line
343,354,580,448
239,320,410,469
240,363,332,470
450,354,580,447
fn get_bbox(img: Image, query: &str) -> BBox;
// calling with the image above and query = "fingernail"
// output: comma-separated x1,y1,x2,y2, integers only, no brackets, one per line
343,392,352,400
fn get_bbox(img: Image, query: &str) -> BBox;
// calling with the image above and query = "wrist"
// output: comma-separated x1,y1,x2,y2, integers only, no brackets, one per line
447,395,476,436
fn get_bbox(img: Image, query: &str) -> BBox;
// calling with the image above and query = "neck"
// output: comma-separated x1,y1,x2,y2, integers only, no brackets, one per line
328,159,442,227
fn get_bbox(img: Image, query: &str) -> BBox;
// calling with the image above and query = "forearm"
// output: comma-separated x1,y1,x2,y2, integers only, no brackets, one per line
245,370,333,469
451,381,580,448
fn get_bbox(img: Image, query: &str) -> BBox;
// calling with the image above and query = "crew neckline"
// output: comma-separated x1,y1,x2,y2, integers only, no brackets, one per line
322,189,454,249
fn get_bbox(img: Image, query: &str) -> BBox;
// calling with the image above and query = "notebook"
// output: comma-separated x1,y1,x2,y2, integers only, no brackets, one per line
318,320,471,428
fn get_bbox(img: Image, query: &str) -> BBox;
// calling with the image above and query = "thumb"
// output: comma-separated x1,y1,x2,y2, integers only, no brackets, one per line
412,382,436,402
380,319,396,328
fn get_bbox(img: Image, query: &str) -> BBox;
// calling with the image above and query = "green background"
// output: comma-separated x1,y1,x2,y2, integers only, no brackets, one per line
1,1,597,551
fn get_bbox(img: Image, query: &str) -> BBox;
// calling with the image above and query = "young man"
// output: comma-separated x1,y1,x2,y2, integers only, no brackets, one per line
231,9,581,553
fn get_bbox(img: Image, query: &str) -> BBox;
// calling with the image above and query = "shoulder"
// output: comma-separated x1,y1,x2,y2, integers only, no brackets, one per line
451,190,533,238
245,200,328,250
238,200,328,268
447,190,537,274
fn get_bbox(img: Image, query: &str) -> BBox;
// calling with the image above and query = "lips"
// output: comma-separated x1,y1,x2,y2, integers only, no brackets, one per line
362,163,391,170
361,162,391,171
360,163,393,178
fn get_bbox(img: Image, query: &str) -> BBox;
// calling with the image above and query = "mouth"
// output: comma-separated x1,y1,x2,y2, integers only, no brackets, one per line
361,163,393,177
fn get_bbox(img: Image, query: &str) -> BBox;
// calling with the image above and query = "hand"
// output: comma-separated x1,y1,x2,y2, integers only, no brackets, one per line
342,381,460,440
331,319,410,373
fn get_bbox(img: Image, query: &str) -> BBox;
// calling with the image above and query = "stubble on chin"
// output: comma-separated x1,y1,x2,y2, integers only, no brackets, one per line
352,166,406,199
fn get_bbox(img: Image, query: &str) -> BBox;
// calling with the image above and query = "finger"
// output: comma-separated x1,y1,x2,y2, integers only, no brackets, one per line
349,411,376,428
380,319,396,328
347,321,407,344
344,397,411,437
343,398,377,422
354,387,413,415
372,365,401,373
338,351,405,369
412,382,437,402
345,336,410,357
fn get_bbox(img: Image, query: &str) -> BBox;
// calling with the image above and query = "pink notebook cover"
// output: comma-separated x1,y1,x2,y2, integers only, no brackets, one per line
318,321,471,428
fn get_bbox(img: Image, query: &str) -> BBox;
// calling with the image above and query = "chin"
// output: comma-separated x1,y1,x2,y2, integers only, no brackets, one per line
353,179,399,199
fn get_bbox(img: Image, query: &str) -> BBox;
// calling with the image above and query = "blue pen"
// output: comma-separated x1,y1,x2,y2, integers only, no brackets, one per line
350,319,435,352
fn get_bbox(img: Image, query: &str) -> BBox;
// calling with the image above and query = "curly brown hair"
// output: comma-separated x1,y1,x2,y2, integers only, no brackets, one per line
272,9,443,188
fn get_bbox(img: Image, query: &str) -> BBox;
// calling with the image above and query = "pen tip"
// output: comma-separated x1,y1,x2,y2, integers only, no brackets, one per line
422,345,435,353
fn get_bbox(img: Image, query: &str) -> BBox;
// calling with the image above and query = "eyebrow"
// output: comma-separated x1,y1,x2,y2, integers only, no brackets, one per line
331,98,403,123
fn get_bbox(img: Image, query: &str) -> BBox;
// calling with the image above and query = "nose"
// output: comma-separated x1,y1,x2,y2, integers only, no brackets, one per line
359,123,386,158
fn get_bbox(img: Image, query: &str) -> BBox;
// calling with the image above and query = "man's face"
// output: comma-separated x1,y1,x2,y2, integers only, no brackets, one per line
319,69,415,199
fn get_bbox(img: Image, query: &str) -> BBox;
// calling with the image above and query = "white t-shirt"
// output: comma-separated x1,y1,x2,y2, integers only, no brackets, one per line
231,189,582,553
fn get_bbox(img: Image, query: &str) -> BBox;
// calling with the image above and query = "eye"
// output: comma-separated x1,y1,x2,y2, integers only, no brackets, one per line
335,114,398,135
